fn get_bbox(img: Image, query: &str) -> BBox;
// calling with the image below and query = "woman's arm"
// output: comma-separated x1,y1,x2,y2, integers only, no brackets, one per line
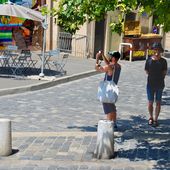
95,51,106,71
102,53,110,65
95,64,109,72
95,50,110,71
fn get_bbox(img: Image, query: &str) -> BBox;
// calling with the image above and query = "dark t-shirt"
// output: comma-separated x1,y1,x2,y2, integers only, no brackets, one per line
145,57,167,89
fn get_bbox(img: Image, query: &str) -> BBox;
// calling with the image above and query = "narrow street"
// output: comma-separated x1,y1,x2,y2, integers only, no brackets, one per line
0,59,169,169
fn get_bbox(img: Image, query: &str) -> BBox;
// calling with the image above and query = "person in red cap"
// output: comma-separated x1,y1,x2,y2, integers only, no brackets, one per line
145,42,167,127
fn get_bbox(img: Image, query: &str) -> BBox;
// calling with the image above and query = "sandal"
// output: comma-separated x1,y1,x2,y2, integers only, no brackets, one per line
153,121,159,127
148,118,153,125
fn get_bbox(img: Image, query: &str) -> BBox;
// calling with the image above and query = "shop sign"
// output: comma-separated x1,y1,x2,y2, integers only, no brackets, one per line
133,50,145,57
148,50,156,56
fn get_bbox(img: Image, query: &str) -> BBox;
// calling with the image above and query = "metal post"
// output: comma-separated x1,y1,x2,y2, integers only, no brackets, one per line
94,120,114,159
145,42,150,60
39,15,47,77
74,35,76,57
0,119,12,156
119,42,133,62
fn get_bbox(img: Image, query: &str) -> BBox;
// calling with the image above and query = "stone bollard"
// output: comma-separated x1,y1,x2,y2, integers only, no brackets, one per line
94,119,114,159
0,119,12,156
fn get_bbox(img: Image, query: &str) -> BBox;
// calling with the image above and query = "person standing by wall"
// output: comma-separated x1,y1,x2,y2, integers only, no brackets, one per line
95,50,121,129
145,42,167,127
22,19,35,46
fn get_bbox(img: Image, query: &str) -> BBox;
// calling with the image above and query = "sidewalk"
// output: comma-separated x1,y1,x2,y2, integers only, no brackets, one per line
0,56,98,96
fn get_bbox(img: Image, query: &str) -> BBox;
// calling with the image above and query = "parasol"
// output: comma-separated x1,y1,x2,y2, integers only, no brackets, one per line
0,2,47,77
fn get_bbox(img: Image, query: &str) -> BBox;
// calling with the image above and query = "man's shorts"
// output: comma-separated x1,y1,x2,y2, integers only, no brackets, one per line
147,84,163,102
102,103,117,114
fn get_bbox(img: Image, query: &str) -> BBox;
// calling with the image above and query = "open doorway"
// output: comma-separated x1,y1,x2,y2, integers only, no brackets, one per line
94,20,105,58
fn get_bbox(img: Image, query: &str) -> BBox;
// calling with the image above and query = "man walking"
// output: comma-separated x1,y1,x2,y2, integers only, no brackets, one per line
145,42,167,127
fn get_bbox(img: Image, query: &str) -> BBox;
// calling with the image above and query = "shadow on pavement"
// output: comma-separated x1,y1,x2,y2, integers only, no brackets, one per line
167,67,170,76
162,88,170,105
68,115,169,169
116,115,169,169
11,149,19,156
0,67,62,77
67,125,97,132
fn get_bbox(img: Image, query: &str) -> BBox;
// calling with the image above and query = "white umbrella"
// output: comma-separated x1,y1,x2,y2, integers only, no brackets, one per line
0,3,44,22
0,3,47,77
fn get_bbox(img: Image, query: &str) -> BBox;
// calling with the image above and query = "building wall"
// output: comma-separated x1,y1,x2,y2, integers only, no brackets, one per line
73,22,88,58
164,32,170,58
164,32,170,50
46,2,153,58
46,0,89,57
86,21,95,58
46,0,59,51
47,10,124,58
104,11,121,55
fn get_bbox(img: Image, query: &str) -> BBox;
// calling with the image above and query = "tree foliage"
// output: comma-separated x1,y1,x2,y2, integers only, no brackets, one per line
52,0,170,34
139,0,170,33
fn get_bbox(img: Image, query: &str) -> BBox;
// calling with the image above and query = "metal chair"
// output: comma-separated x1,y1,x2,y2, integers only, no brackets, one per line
38,49,60,71
12,49,37,75
52,53,69,75
0,51,10,67
46,49,60,70
0,46,18,74
0,45,18,67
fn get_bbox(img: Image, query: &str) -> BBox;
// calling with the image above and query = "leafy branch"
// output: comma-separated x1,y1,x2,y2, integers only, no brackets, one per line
48,0,170,34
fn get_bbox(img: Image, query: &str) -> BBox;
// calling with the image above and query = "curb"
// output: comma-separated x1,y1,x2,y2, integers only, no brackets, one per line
13,131,122,137
0,70,99,97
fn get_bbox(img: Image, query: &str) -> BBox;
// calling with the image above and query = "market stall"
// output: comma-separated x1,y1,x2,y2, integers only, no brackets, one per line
122,21,162,60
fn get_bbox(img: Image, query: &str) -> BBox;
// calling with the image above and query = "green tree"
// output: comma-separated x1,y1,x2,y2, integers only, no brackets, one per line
139,0,170,32
53,0,170,34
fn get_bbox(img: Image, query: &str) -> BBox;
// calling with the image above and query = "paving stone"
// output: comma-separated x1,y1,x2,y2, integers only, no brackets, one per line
34,167,47,170
79,165,88,170
47,166,58,170
22,167,35,170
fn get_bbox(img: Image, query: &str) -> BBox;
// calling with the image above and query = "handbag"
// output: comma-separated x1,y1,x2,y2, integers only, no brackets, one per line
97,66,119,103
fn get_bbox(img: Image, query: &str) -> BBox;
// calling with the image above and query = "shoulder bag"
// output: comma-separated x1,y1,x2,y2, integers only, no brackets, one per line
97,66,119,103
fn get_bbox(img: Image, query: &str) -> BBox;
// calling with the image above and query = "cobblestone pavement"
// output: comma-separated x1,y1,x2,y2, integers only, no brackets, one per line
0,59,169,169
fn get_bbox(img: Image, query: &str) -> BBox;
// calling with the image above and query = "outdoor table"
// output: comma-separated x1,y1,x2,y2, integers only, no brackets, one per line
37,51,57,70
